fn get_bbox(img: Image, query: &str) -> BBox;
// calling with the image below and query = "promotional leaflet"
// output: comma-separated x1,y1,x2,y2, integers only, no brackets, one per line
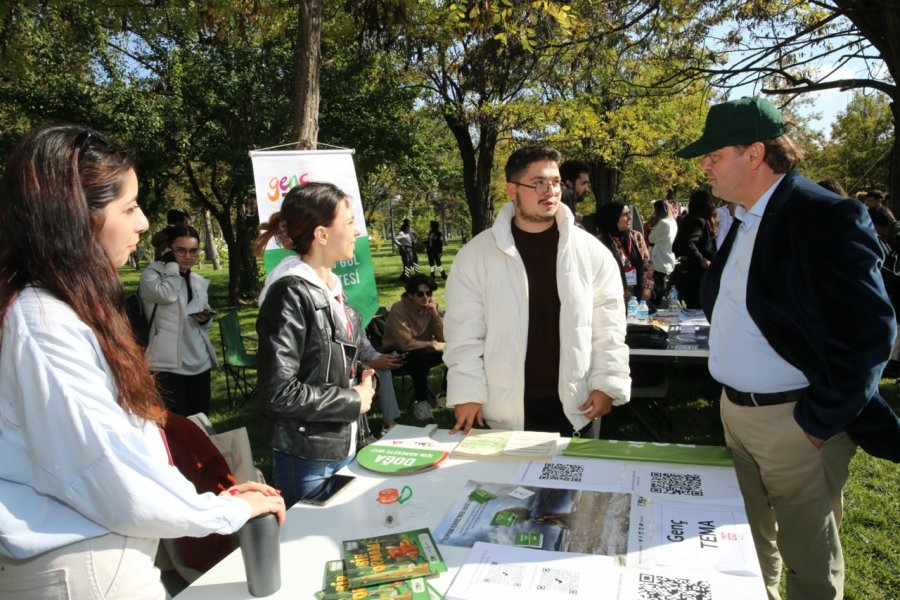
341,528,447,588
450,429,559,461
445,543,766,600
433,480,632,561
316,560,431,600
626,495,760,576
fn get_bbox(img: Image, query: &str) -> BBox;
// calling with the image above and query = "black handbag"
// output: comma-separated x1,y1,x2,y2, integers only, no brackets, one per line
125,290,157,347
625,323,669,349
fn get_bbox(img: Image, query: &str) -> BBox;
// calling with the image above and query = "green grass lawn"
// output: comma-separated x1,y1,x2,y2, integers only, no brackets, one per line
121,239,899,599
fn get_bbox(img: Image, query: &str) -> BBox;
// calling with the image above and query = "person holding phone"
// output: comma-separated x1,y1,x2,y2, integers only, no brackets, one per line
0,125,285,599
139,223,217,416
381,274,446,419
254,182,376,508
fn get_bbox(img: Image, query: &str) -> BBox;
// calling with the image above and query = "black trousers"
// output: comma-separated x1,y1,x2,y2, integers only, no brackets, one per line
524,395,592,437
156,369,212,416
399,349,444,401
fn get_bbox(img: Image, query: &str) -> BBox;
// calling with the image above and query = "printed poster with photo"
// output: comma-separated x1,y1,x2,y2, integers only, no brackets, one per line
433,480,632,562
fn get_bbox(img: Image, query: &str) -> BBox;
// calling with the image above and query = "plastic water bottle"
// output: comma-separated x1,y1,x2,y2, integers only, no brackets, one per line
636,300,649,322
668,286,680,310
627,296,638,321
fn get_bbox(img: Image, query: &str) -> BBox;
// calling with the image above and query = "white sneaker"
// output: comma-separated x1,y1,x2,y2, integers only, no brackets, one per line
412,400,433,421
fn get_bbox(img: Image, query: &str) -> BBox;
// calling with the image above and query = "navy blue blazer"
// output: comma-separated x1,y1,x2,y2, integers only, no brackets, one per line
701,170,900,462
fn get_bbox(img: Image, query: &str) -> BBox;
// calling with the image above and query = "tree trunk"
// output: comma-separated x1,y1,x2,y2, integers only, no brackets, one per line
201,208,221,270
237,198,259,301
587,159,622,215
444,114,498,235
293,0,322,149
837,1,898,206
889,99,899,215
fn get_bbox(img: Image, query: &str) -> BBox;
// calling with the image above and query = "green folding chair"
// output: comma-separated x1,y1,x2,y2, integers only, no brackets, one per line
218,311,257,409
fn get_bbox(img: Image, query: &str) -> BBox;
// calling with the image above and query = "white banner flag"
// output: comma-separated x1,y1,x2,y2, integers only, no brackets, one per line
249,149,379,324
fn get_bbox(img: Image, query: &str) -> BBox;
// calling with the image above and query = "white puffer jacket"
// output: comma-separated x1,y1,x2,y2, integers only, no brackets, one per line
443,202,631,431
139,261,217,373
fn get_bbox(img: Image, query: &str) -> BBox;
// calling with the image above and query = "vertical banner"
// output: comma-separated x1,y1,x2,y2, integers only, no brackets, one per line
249,149,379,325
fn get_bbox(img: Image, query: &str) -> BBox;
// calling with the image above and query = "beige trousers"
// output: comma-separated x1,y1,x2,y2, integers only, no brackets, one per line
0,532,165,600
720,393,856,600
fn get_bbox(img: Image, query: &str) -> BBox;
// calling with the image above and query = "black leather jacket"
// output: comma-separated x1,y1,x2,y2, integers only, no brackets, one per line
256,275,366,460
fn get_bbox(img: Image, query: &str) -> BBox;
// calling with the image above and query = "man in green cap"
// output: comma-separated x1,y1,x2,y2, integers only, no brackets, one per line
678,96,900,600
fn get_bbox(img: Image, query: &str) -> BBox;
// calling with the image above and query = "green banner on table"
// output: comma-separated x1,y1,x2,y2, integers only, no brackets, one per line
563,438,733,466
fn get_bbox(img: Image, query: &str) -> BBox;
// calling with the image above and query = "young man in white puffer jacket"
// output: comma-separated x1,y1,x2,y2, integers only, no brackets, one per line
444,145,631,437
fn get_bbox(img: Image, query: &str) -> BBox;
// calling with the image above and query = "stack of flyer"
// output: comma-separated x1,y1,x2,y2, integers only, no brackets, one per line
316,528,447,599
449,429,559,461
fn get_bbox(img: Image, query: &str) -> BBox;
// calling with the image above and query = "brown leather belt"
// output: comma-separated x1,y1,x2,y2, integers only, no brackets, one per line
723,385,805,407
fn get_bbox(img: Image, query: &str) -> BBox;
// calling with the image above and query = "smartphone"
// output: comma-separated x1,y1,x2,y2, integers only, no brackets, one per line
298,474,355,506
189,309,218,317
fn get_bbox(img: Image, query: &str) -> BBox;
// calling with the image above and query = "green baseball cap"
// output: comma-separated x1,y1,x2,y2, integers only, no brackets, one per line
676,96,785,158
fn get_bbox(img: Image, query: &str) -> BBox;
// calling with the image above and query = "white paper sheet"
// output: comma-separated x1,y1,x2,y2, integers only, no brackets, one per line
446,542,767,600
628,463,743,504
512,458,626,492
626,495,760,576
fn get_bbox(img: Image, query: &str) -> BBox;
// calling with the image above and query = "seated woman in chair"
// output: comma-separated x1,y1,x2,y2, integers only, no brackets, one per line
382,275,445,417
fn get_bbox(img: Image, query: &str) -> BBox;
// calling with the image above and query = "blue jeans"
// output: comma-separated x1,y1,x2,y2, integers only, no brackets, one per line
271,450,354,508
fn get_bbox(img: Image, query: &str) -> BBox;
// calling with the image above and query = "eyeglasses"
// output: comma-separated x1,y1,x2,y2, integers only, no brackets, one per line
73,129,113,163
414,290,433,298
173,247,200,257
510,179,563,195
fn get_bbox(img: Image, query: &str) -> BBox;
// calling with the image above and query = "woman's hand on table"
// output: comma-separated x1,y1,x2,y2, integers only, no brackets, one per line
222,481,287,524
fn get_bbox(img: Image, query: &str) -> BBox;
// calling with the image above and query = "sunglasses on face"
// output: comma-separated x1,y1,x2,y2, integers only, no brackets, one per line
414,290,433,298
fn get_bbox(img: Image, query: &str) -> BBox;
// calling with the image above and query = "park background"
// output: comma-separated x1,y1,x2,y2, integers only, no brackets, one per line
3,2,898,598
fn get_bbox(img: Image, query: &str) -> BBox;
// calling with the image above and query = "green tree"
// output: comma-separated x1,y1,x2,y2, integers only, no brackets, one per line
675,0,900,200
818,91,893,194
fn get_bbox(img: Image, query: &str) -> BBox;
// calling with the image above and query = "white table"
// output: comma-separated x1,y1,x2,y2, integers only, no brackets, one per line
176,429,760,599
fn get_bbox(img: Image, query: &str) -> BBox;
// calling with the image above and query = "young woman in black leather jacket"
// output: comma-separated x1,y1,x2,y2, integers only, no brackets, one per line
254,182,376,507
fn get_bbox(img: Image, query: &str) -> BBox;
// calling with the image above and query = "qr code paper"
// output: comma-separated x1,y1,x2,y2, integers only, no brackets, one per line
482,561,526,586
637,573,712,600
539,463,585,483
536,567,580,594
649,472,704,496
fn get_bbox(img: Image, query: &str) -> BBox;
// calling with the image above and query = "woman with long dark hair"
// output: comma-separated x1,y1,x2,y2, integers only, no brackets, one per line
596,201,654,305
255,182,376,508
673,189,718,308
0,125,284,599
140,223,217,416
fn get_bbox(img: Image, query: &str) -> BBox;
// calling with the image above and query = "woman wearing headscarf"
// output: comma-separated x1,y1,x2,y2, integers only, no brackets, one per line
596,201,654,306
